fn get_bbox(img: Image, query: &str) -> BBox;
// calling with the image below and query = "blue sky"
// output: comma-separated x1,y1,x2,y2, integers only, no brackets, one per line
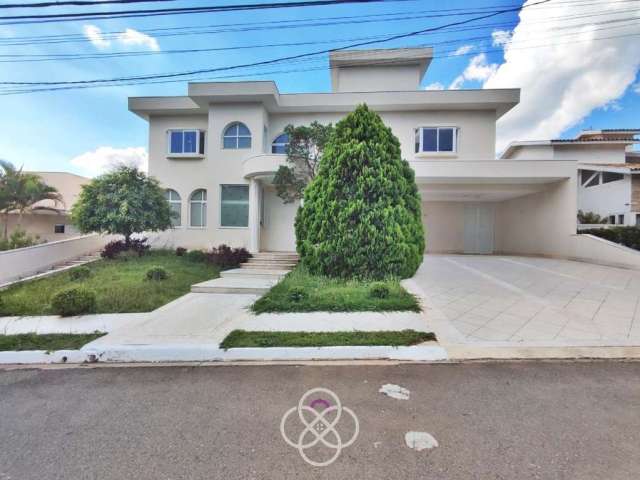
0,0,638,176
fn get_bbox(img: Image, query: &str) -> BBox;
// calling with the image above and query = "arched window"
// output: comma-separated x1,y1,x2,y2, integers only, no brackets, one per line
271,133,289,154
189,189,207,227
165,189,181,227
223,122,251,149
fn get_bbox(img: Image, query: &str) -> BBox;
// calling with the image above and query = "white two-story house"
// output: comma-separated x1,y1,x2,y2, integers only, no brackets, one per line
130,47,640,268
501,129,640,226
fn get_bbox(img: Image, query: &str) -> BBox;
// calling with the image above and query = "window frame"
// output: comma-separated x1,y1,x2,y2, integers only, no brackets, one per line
415,126,458,155
165,189,182,228
219,184,250,229
54,224,65,234
167,129,205,156
222,122,252,150
188,189,207,228
271,133,289,154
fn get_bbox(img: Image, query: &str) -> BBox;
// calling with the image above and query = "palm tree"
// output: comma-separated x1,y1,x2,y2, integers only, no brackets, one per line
0,160,62,239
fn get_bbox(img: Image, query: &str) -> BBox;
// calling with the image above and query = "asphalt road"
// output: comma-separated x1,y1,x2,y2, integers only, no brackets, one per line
1,361,639,480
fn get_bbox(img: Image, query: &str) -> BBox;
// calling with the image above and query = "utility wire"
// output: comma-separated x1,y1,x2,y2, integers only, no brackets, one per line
0,0,552,86
0,0,178,9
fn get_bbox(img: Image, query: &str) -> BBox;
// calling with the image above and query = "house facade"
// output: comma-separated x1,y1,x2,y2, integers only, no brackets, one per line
3,171,87,241
131,47,590,261
501,129,640,226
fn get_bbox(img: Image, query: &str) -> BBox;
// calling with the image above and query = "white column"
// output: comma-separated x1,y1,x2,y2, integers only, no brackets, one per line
248,178,261,253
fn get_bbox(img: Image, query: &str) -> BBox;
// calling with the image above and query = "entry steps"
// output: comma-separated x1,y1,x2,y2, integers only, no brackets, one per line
191,251,298,294
0,252,102,289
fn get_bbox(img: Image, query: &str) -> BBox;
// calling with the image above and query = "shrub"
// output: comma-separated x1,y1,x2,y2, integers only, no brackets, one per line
582,227,640,250
145,266,168,281
369,282,390,299
101,237,149,259
287,286,307,302
577,210,608,224
295,104,425,280
185,249,207,263
207,244,251,269
50,287,97,316
69,266,91,281
0,228,41,251
175,247,187,256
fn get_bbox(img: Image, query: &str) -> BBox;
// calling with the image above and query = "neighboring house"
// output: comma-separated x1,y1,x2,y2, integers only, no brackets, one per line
130,47,611,263
501,129,640,226
4,171,88,241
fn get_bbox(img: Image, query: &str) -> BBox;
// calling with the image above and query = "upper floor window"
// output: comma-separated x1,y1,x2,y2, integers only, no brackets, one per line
223,122,251,149
581,170,624,188
189,189,207,227
165,189,181,227
272,133,289,154
415,127,457,154
168,129,205,155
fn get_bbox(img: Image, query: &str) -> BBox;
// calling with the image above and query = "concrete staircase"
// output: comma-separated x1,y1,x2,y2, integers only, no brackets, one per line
191,251,298,294
0,252,102,289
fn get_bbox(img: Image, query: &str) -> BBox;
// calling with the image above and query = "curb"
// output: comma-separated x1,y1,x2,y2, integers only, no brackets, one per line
0,349,89,364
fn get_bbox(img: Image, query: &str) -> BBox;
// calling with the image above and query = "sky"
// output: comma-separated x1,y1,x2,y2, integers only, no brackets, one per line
0,0,638,177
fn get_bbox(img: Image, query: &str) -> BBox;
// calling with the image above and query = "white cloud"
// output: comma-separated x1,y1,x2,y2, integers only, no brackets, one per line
83,24,159,51
483,0,640,152
70,147,148,177
449,53,498,90
601,100,622,112
117,28,160,51
634,82,640,94
453,44,474,56
424,82,445,90
491,30,512,47
83,25,110,49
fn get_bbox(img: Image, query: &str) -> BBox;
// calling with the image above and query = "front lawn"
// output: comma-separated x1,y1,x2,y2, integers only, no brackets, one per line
250,266,421,314
0,332,106,351
0,250,219,316
220,329,435,349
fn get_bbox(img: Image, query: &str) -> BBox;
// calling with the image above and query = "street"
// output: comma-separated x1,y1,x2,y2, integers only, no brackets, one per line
1,361,639,479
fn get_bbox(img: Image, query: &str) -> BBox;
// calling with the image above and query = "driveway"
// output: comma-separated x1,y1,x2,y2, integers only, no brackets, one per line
410,255,640,346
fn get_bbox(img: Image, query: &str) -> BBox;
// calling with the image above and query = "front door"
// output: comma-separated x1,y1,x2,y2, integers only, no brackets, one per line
463,204,494,254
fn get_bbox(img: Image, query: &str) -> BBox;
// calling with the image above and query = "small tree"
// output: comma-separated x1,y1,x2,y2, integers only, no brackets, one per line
71,166,172,245
272,121,334,203
577,210,608,224
0,160,62,239
295,104,425,280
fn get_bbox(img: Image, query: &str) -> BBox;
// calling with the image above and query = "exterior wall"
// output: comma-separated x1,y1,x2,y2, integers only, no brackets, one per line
421,202,465,253
578,174,631,222
506,145,554,160
3,213,79,242
0,234,109,285
147,106,497,250
495,178,577,257
631,175,640,213
334,65,422,92
261,186,298,252
555,144,627,163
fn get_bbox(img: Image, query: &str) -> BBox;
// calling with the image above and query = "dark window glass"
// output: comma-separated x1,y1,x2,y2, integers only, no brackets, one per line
422,128,437,152
199,131,205,154
438,128,454,152
221,185,249,227
54,224,65,234
170,131,183,153
602,172,624,184
184,131,197,153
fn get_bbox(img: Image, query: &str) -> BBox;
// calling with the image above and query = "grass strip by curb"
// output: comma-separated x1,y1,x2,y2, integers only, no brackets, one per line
0,332,106,352
220,329,436,349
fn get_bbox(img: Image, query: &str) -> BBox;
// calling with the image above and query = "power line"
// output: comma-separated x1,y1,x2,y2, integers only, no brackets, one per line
0,0,178,9
0,0,416,24
0,0,551,86
2,15,638,63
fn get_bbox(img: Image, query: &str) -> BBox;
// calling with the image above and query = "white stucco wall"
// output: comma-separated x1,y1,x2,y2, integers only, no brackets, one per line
3,213,79,242
334,65,422,92
421,202,465,253
261,187,298,252
577,174,631,220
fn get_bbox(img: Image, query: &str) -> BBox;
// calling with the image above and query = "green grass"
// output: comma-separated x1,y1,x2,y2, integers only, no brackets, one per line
250,266,421,314
0,251,220,316
0,332,106,351
220,329,435,349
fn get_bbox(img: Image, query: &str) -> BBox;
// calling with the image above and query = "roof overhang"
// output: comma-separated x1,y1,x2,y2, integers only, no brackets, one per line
129,82,519,119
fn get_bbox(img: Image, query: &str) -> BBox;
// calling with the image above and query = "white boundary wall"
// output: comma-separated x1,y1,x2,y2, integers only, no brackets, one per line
568,234,640,270
0,234,109,285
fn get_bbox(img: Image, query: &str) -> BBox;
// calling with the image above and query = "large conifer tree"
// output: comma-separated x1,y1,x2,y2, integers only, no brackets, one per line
295,104,425,279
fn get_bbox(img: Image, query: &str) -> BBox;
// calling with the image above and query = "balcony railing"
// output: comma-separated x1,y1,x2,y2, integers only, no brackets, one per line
242,153,287,178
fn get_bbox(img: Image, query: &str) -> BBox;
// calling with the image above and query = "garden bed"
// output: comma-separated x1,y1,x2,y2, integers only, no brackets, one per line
0,250,219,316
0,332,105,351
250,267,421,314
220,329,435,349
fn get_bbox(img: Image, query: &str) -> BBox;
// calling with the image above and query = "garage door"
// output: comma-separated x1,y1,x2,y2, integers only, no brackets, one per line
463,205,494,254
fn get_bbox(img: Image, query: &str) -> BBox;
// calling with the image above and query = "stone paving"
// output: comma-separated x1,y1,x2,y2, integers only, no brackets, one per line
411,255,640,345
